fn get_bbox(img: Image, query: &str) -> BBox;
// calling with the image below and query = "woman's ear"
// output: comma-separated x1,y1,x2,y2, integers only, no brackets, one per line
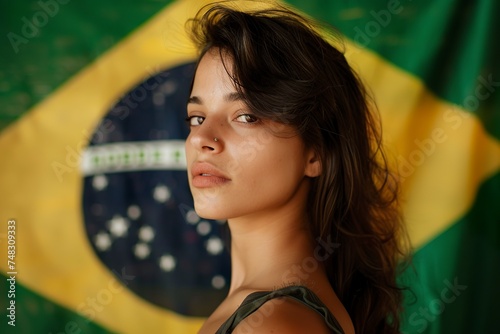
305,149,322,177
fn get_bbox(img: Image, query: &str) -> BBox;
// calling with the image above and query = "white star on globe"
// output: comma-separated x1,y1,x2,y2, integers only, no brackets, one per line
206,237,224,255
153,184,171,203
211,275,226,289
162,80,178,95
92,174,108,191
159,254,176,272
107,215,129,238
138,225,155,243
197,221,212,236
185,209,200,225
134,243,151,259
94,232,112,251
127,205,141,220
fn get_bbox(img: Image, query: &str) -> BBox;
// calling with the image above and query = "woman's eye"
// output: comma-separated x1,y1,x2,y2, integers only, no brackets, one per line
235,114,258,123
186,116,205,126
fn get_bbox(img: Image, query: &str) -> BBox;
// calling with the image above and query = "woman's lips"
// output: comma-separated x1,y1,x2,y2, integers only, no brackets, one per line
192,175,230,188
191,162,230,188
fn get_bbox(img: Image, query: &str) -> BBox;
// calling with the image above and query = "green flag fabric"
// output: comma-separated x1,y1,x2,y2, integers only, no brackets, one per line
1,0,498,333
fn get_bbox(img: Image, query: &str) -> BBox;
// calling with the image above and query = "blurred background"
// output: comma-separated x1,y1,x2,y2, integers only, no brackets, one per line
0,0,498,333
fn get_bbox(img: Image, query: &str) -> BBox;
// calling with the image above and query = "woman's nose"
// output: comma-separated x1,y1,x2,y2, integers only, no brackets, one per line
188,120,224,153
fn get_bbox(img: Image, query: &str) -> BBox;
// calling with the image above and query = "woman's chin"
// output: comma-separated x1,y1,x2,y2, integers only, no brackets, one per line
193,203,226,221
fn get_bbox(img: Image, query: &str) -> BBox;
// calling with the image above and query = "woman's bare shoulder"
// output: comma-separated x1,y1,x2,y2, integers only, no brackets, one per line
232,297,332,334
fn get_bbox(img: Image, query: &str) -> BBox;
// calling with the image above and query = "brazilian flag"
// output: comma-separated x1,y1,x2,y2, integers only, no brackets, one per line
1,0,498,333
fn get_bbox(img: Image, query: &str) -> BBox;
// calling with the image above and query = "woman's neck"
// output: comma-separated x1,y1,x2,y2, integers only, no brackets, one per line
226,207,320,295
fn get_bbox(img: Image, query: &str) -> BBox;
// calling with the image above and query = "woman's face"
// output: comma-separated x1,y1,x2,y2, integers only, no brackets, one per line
185,49,319,221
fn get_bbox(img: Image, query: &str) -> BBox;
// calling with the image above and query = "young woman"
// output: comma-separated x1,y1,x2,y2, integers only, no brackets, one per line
185,4,409,334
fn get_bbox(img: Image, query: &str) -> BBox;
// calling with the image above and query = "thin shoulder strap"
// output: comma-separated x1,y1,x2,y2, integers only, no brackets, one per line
216,285,345,333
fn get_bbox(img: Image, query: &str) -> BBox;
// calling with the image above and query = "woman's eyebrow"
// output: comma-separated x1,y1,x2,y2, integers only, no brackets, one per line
224,92,242,102
187,96,202,105
187,92,242,105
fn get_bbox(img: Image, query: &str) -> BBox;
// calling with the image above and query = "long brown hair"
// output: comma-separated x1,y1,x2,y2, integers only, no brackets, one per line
188,3,411,333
